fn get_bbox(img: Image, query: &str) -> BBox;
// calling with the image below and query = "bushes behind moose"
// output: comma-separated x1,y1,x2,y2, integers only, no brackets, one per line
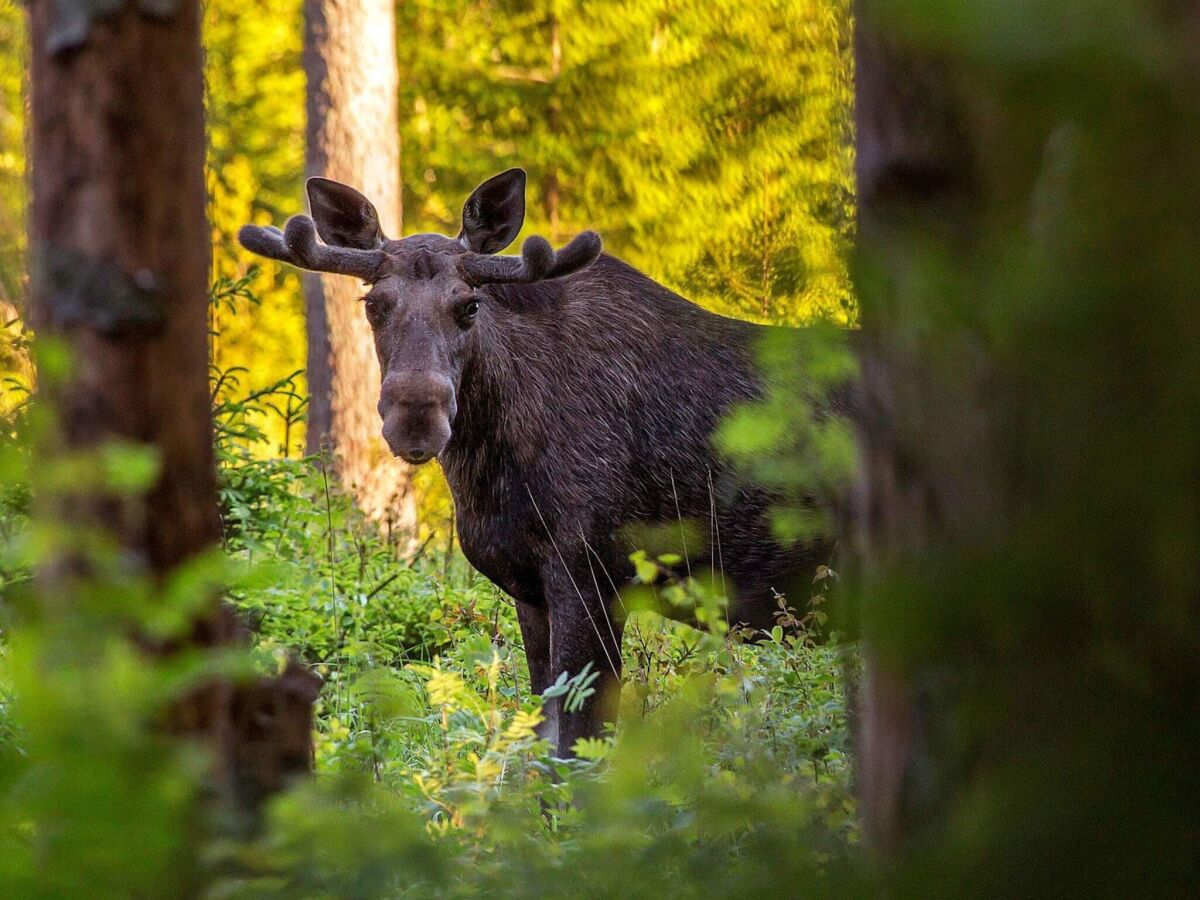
239,168,847,757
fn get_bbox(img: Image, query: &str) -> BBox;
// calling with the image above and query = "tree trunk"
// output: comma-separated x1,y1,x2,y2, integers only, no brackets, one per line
853,2,1200,891
303,0,414,529
26,0,315,819
851,20,974,851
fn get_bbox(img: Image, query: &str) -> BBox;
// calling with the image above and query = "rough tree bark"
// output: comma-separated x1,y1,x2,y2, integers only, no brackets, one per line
26,0,316,818
303,0,414,529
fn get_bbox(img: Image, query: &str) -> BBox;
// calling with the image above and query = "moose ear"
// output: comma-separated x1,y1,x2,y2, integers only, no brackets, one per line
459,168,526,254
306,177,386,250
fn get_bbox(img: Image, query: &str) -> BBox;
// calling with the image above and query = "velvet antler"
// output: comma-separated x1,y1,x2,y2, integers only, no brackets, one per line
237,215,387,282
458,231,602,287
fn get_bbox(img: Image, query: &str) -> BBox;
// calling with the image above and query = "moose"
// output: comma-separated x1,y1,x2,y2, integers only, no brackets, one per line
239,169,841,757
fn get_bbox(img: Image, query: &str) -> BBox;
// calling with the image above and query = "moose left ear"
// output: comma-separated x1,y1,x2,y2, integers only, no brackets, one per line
306,177,386,250
459,168,526,254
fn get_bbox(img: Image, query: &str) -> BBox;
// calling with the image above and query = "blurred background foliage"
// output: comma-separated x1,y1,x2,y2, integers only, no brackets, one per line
0,1,28,414
0,2,20,315
205,0,308,457
394,0,854,326
849,0,1200,892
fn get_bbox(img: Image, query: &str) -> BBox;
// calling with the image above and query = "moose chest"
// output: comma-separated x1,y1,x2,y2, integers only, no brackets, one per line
444,466,550,605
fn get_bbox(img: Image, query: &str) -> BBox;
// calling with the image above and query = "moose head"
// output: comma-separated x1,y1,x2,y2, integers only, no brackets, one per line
238,169,601,464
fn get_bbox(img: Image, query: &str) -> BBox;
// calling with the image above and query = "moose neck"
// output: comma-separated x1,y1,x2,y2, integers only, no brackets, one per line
438,280,563,502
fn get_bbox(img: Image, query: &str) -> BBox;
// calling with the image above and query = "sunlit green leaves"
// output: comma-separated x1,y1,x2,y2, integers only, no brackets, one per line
397,0,854,326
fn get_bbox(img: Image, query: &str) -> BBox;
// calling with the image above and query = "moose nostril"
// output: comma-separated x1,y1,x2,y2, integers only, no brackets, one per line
403,447,432,464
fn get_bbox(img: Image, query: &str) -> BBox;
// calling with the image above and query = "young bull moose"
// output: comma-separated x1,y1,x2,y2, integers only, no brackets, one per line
239,169,838,757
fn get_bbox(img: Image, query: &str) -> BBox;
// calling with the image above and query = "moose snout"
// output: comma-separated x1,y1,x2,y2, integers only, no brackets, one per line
378,372,456,465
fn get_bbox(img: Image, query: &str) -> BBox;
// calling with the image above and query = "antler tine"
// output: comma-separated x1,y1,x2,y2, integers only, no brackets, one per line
237,223,291,263
237,215,386,281
459,231,602,287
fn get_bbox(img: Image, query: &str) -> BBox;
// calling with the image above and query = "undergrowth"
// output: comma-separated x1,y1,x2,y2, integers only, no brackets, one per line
209,360,861,895
0,295,861,896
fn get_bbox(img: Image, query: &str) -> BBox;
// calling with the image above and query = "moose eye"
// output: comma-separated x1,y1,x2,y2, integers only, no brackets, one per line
362,295,383,322
458,297,480,326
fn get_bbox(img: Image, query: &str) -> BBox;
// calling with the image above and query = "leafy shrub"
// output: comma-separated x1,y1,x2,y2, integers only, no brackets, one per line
0,294,860,897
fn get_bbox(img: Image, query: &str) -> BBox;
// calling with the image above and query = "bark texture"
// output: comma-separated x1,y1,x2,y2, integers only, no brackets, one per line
27,0,315,817
29,0,218,566
303,0,414,528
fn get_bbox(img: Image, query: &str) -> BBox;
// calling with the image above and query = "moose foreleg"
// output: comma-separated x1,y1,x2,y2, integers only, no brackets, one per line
514,598,556,746
542,561,623,759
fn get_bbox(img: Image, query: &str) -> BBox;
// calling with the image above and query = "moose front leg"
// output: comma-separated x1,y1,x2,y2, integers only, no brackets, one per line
514,598,556,746
542,560,624,758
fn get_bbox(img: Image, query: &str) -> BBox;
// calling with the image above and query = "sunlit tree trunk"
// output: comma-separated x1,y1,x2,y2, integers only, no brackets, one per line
26,0,315,818
304,0,414,529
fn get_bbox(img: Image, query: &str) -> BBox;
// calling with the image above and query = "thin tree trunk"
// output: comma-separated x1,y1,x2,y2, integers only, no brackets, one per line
26,0,315,818
545,15,562,240
304,0,414,529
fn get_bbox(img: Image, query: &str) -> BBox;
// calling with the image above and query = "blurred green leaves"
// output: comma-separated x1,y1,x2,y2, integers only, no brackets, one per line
852,0,1200,892
719,326,858,545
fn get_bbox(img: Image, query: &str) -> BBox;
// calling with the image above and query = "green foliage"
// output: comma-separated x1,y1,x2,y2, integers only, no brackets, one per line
850,1,1200,894
398,0,854,325
204,0,307,455
0,382,215,897
224,656,858,898
209,368,859,893
0,299,858,894
719,326,859,545
218,596,858,897
0,3,30,427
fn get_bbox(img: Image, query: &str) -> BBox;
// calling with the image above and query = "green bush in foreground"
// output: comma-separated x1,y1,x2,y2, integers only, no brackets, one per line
0,357,858,897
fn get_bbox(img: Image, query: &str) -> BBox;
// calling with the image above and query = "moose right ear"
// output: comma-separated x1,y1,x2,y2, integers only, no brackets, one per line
459,168,526,254
306,177,386,250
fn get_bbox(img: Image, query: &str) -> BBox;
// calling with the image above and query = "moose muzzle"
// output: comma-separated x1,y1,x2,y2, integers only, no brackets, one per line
378,372,456,465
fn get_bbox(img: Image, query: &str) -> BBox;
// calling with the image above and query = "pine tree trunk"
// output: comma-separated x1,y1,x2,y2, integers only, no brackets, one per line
28,1,218,566
303,0,415,529
26,0,316,818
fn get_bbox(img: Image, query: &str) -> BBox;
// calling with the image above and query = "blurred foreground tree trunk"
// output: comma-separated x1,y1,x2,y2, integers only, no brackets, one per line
853,1,1200,892
303,0,414,529
26,0,316,819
